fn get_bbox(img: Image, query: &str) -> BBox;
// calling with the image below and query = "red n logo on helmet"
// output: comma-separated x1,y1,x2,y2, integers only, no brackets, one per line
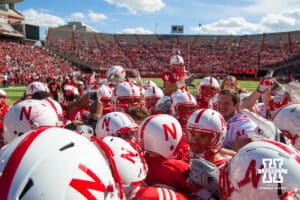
162,123,177,141
219,116,226,131
121,147,136,164
102,117,110,132
69,163,107,200
20,106,33,124
238,159,263,188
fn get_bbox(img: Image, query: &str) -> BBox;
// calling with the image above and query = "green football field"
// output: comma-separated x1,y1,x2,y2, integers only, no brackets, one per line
1,78,259,105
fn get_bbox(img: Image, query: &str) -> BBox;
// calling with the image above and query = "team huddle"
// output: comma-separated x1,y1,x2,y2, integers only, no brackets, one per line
0,55,300,199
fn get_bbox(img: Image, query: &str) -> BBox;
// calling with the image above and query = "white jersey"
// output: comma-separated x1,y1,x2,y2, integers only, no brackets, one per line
223,113,258,149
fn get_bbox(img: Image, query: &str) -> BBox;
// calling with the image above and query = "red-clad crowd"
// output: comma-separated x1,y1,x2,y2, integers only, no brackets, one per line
0,56,299,199
0,40,76,86
47,32,300,79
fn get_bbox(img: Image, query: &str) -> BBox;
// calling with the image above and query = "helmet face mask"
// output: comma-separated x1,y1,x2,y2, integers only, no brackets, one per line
171,63,185,75
171,89,197,128
95,111,138,140
186,109,226,158
169,55,185,76
97,84,113,114
198,76,220,98
117,96,142,112
174,103,198,126
113,82,144,112
101,97,114,114
145,97,160,110
116,126,138,140
144,86,164,110
186,129,214,155
199,85,219,98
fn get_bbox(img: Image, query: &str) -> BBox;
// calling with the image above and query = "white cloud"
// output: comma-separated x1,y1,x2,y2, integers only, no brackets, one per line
70,12,85,21
87,10,107,22
242,0,300,16
120,27,153,34
104,0,165,13
192,17,266,35
22,9,65,27
260,9,300,32
69,11,106,23
191,8,300,35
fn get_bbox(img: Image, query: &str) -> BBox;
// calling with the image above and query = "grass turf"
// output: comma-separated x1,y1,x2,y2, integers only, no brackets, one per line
1,79,259,105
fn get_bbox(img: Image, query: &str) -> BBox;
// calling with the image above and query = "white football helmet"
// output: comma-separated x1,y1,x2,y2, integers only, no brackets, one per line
25,81,49,96
42,97,65,124
0,127,120,199
107,65,126,85
0,89,7,106
138,114,183,159
186,108,227,158
63,84,79,98
272,104,300,151
220,140,300,200
101,136,148,196
3,99,61,143
171,89,197,128
170,55,184,65
144,86,164,110
95,111,138,140
0,89,6,97
169,55,185,76
112,81,144,112
198,76,220,98
97,84,114,114
142,80,157,89
208,93,219,111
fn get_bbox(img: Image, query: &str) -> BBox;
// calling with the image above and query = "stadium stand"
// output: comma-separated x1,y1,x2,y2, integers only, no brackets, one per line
45,26,300,80
1,0,300,82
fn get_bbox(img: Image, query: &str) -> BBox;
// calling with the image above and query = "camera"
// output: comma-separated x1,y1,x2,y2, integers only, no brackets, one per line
89,91,98,104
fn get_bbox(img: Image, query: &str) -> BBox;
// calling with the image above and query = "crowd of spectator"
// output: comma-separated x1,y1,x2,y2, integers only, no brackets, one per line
0,39,77,86
47,31,300,79
1,31,300,86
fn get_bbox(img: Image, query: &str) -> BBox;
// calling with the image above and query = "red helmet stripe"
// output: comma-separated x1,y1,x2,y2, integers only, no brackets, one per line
194,109,207,123
263,140,300,164
152,86,156,95
139,115,158,141
0,127,48,199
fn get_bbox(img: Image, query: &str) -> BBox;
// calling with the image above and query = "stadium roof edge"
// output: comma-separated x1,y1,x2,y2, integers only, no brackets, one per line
0,0,23,3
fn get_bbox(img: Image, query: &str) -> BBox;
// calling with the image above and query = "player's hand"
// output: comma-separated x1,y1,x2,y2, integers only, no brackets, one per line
188,158,220,197
185,74,196,87
154,99,171,113
257,76,274,93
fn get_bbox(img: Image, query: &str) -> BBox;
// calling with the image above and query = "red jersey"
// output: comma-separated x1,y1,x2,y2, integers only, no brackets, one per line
48,81,60,97
0,104,10,148
144,154,200,196
162,72,185,84
196,96,210,109
132,186,187,200
67,108,90,122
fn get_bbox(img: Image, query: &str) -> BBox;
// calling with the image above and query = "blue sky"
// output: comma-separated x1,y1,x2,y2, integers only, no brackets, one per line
15,0,300,38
